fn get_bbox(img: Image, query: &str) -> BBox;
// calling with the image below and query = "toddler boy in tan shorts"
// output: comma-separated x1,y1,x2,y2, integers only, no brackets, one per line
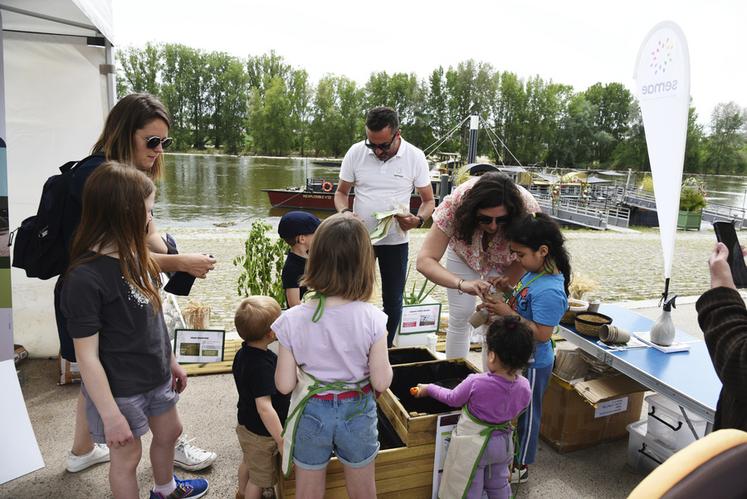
232,296,290,499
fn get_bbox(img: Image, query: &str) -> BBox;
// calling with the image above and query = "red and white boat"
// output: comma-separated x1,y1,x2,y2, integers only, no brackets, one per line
262,178,426,213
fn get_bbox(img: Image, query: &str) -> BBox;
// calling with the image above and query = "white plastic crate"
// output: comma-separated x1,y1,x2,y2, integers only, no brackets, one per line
645,394,706,451
627,420,675,474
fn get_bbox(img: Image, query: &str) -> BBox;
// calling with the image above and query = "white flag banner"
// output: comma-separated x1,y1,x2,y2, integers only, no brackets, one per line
633,21,691,279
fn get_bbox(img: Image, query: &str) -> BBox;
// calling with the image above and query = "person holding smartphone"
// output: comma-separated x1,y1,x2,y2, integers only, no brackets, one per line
695,241,747,431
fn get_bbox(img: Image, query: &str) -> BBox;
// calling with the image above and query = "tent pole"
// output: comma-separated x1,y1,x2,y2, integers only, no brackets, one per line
105,40,116,109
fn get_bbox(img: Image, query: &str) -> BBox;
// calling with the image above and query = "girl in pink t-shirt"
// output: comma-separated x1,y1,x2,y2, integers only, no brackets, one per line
274,214,393,499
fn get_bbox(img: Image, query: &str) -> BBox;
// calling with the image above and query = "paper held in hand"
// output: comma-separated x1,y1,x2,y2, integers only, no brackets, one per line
369,204,410,243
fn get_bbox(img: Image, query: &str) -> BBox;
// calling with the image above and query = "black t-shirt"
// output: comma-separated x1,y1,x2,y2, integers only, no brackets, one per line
281,252,308,299
232,343,290,436
61,255,171,397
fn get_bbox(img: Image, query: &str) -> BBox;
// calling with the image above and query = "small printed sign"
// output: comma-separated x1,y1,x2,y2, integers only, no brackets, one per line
594,395,629,418
174,329,225,364
399,302,441,335
432,411,461,499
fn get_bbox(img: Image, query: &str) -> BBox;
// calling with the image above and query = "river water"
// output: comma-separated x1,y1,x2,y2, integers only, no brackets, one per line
156,154,747,331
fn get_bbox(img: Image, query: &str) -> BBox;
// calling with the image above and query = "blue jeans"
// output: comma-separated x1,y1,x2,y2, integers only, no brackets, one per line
293,392,379,469
374,243,408,347
516,363,553,465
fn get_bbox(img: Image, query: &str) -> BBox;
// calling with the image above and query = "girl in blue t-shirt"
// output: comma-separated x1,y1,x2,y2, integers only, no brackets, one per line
479,212,570,484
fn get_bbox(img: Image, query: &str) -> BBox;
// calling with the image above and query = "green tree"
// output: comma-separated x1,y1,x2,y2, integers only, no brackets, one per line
246,51,291,96
684,106,705,173
248,76,293,155
310,76,363,156
288,69,313,155
705,102,747,174
426,67,449,143
493,71,527,164
550,93,595,167
610,101,648,170
583,82,632,163
117,43,161,95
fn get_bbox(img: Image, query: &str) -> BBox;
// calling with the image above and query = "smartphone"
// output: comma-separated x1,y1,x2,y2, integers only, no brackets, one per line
713,221,747,288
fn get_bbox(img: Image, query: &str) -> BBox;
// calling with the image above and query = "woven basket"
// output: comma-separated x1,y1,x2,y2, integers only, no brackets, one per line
574,312,612,337
561,299,589,325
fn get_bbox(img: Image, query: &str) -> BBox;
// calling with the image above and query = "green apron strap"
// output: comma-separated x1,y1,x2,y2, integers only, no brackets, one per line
310,293,326,322
459,406,513,499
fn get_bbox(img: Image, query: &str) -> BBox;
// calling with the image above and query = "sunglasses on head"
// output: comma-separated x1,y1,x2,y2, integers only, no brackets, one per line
364,132,398,151
145,136,173,149
476,214,511,225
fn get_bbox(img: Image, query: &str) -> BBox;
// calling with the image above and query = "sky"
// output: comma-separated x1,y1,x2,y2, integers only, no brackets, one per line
112,0,746,128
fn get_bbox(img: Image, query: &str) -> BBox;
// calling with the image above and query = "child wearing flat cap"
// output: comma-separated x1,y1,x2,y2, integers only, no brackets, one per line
278,211,321,307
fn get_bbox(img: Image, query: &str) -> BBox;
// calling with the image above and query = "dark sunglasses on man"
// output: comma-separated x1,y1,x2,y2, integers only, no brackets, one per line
145,135,173,150
476,214,511,225
364,131,398,151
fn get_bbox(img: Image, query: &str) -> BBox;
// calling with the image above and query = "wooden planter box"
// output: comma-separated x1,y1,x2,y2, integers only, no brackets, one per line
377,359,480,447
388,346,438,366
278,407,435,498
677,209,702,230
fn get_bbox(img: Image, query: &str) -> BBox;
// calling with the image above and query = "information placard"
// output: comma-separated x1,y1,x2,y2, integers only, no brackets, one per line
174,329,225,364
432,411,461,499
398,302,441,335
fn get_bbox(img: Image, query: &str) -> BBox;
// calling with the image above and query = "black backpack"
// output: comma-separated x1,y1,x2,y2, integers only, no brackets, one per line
11,155,100,279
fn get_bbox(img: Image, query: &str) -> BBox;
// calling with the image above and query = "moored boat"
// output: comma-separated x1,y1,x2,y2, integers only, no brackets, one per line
262,178,425,213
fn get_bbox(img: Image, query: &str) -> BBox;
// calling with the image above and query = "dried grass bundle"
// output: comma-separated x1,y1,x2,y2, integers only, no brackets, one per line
569,273,598,300
183,300,211,330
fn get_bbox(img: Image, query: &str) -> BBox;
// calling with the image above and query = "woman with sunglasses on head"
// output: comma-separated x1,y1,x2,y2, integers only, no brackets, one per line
416,172,539,360
57,93,217,475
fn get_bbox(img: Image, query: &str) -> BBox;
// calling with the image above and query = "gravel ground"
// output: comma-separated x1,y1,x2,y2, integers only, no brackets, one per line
165,226,716,332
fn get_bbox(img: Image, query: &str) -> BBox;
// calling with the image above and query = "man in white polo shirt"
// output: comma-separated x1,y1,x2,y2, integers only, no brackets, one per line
334,106,435,346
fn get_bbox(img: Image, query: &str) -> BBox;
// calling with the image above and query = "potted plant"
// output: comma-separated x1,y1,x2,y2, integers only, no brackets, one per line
233,220,289,305
678,178,706,230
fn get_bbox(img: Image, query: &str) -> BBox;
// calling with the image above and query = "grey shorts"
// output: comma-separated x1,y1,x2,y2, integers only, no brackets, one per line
81,378,179,444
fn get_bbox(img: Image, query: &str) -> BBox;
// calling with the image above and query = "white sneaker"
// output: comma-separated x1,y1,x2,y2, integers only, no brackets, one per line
510,466,529,484
66,443,110,473
174,434,217,471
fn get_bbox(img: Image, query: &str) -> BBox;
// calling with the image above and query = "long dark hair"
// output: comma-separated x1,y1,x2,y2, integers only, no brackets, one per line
67,161,162,311
453,173,527,244
506,212,571,296
91,93,171,179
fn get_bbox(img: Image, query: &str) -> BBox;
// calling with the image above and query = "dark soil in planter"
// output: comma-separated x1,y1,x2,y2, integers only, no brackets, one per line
391,361,475,415
388,347,437,365
377,407,404,450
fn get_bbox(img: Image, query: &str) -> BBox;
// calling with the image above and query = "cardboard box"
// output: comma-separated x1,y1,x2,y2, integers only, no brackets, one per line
540,373,646,453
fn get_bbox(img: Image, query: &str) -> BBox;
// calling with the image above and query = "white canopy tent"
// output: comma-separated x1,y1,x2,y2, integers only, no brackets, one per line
1,0,114,360
0,1,114,483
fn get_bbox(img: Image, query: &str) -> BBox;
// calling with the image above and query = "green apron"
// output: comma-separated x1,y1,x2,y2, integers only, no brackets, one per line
438,406,513,499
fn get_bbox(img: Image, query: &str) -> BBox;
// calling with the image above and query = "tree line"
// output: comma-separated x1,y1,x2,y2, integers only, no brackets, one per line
117,43,747,174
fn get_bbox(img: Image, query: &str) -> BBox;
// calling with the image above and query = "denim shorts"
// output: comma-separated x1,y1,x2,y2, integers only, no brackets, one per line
82,378,178,444
293,391,379,470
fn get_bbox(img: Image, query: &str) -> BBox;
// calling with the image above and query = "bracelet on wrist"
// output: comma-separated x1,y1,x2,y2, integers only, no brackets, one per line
457,278,465,295
340,208,352,213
